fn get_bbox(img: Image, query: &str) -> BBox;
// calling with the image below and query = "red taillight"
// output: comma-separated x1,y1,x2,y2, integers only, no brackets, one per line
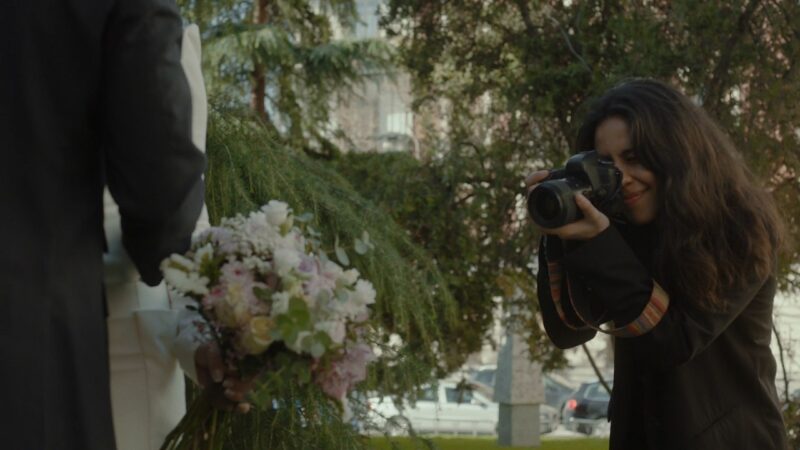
566,399,577,411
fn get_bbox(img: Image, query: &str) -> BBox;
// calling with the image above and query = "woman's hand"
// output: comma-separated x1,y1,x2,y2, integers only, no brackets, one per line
195,342,255,414
525,171,610,241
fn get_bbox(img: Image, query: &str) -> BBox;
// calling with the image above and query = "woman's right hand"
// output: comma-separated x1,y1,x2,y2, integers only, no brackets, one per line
524,170,610,240
524,170,551,195
195,342,255,414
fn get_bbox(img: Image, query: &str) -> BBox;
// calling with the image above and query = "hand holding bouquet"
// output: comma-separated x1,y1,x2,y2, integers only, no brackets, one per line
160,201,376,449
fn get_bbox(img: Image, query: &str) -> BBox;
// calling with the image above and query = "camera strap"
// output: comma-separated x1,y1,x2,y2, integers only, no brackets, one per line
546,260,592,331
547,258,670,338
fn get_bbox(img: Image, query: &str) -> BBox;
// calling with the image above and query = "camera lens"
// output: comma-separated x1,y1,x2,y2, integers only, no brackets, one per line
534,190,560,221
527,179,585,228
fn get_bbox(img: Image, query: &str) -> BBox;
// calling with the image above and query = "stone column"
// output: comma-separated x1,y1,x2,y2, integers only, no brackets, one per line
494,329,544,447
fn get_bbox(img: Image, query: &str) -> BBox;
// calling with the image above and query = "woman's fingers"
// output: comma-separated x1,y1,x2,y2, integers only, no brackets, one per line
236,402,252,414
574,194,610,231
539,194,609,240
525,170,550,189
195,345,256,414
194,343,225,387
207,344,225,383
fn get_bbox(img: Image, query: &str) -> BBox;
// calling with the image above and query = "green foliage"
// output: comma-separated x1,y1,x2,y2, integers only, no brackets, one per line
165,107,462,449
167,380,367,450
333,151,568,372
367,0,800,368
177,0,395,157
382,0,800,292
204,107,459,396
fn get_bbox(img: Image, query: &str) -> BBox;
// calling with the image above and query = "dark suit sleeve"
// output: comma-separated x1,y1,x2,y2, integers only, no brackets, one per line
101,0,206,285
537,238,597,349
560,225,769,371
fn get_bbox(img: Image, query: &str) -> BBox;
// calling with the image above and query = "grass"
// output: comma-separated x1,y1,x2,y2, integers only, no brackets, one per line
367,436,609,450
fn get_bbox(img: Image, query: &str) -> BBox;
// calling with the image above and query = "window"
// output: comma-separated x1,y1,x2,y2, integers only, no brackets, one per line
474,369,495,386
445,387,474,404
418,386,438,402
584,383,612,401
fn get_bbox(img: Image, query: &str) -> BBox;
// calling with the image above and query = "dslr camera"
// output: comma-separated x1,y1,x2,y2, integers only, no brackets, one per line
527,151,624,228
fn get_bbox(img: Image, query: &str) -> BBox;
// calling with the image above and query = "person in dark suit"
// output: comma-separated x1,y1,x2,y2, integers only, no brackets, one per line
0,0,205,449
526,79,787,449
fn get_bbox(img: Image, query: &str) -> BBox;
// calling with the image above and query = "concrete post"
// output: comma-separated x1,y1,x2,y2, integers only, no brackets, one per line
494,329,544,447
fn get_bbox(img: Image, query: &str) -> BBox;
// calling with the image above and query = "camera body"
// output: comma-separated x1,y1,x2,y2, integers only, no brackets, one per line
527,151,624,228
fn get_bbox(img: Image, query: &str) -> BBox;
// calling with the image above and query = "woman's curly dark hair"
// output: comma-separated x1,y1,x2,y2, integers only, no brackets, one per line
575,79,784,311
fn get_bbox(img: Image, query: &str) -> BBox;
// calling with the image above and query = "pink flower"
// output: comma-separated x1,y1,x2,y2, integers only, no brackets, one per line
315,343,375,400
317,369,350,401
202,285,226,310
298,255,317,275
221,261,253,283
304,260,341,300
203,262,271,328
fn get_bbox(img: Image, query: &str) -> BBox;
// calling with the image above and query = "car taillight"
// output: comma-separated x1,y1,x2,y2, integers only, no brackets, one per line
566,399,577,411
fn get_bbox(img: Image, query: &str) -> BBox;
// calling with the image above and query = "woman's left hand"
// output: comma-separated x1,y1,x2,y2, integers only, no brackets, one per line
539,193,610,240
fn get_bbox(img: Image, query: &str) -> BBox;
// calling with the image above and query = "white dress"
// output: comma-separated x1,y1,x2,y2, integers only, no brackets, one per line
104,25,208,450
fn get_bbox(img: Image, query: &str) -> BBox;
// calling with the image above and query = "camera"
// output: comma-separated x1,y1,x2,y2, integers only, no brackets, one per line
527,151,624,228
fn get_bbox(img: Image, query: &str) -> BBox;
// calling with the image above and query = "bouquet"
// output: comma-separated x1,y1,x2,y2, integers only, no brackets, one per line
160,200,376,449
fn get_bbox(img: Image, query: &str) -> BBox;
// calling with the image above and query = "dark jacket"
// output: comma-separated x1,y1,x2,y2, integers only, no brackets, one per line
538,224,787,450
0,0,205,448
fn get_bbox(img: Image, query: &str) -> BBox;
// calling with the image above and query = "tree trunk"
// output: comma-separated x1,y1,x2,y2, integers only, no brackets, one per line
774,322,791,402
251,0,269,117
582,343,612,395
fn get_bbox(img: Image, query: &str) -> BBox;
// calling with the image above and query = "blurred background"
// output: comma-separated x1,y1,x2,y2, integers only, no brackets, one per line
175,0,800,447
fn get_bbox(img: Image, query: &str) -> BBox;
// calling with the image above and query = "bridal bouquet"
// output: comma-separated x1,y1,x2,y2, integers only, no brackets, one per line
160,200,376,449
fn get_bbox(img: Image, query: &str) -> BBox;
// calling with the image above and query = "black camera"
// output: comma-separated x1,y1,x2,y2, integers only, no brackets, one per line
527,151,623,228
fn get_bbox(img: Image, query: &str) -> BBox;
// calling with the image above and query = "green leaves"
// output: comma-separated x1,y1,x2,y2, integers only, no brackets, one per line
253,286,273,304
274,297,312,346
380,0,800,328
179,0,394,157
334,236,350,266
354,231,374,255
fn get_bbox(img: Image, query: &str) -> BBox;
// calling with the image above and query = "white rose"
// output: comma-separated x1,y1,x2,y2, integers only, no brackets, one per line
162,266,209,295
352,279,376,306
261,200,290,227
241,256,272,274
273,248,301,276
341,268,360,286
193,243,214,265
330,297,366,319
219,283,251,323
322,259,344,279
241,316,275,355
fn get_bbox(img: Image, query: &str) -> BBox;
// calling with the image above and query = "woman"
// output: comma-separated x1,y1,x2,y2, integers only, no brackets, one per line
105,25,254,450
104,25,210,450
527,79,787,449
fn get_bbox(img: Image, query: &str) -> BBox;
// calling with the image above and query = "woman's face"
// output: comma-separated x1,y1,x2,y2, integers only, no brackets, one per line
595,116,659,225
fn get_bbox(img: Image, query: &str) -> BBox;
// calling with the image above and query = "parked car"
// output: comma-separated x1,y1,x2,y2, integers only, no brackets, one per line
561,380,613,435
544,373,577,412
539,403,560,434
469,366,576,411
467,366,574,434
367,380,497,436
